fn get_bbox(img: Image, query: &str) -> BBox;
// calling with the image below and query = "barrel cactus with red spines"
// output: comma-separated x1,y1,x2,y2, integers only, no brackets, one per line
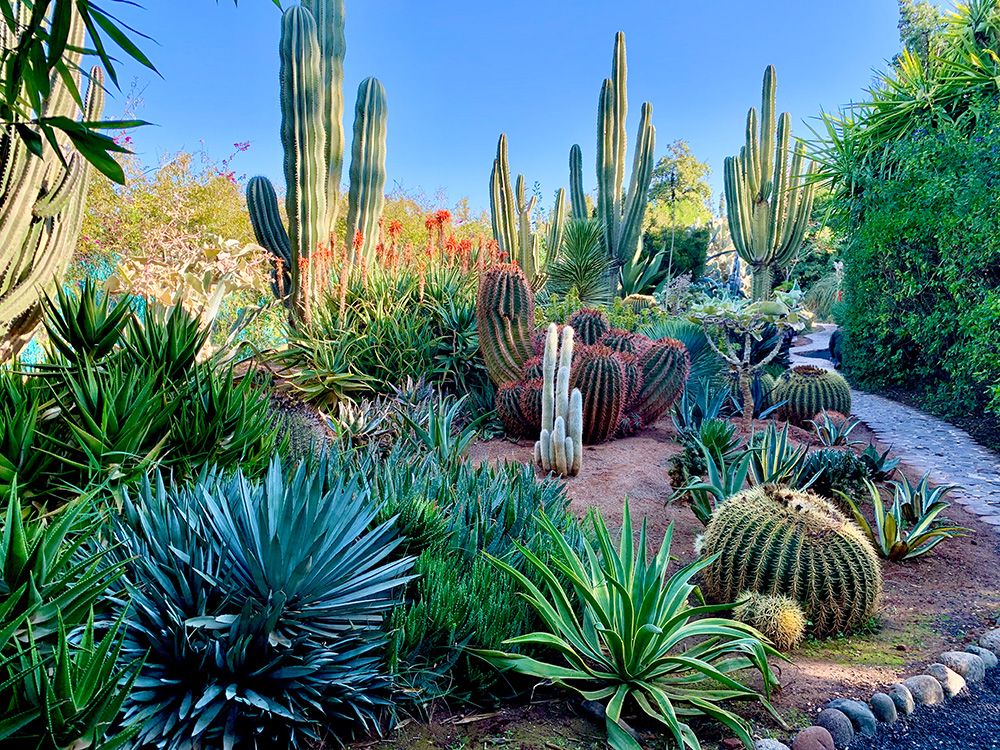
476,264,536,385
520,355,544,381
571,345,628,443
600,328,641,355
630,338,690,424
496,381,531,437
567,308,610,345
518,378,544,435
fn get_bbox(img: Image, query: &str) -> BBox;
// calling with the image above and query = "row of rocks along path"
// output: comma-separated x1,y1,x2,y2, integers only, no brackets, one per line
791,324,1000,529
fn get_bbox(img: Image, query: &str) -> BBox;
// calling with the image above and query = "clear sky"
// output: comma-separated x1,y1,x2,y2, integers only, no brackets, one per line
105,0,906,214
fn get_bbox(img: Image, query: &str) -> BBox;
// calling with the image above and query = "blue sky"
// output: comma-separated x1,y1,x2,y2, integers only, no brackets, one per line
106,0,906,214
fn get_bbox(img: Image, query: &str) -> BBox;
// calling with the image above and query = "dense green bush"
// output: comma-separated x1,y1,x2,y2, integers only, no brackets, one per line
839,101,1000,416
640,225,709,281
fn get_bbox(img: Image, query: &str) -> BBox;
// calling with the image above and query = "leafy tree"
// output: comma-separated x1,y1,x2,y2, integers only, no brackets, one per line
897,0,946,64
645,140,713,230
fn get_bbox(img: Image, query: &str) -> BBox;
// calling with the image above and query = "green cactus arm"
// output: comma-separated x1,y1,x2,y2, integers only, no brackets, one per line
545,188,567,268
489,134,518,261
745,108,761,199
345,76,388,264
596,77,617,260
724,156,752,261
766,113,792,256
569,145,587,220
616,102,655,265
515,174,538,279
280,5,328,293
757,65,777,200
247,176,293,266
303,0,346,233
610,31,628,221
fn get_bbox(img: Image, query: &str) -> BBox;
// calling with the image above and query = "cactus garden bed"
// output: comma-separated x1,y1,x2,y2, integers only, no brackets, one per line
360,416,1000,750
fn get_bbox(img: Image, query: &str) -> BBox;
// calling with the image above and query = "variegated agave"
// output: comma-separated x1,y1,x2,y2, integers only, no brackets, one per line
107,456,413,749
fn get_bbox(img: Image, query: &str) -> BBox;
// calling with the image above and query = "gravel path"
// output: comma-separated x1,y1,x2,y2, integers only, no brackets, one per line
791,326,1000,528
847,668,1000,750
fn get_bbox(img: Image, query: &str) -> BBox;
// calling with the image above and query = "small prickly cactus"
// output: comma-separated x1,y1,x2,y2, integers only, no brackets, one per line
772,365,852,426
567,308,610,346
733,592,807,652
268,397,330,461
571,345,627,444
701,484,882,638
520,355,544,381
534,324,583,476
630,338,690,425
496,381,531,437
477,264,536,385
600,328,641,355
622,293,657,313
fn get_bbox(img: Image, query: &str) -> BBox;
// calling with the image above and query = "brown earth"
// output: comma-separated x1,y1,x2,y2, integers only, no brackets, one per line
361,416,1000,749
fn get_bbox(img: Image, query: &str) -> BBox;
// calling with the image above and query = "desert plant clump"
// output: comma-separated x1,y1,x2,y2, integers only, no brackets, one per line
477,263,537,385
733,592,807,652
773,365,852,426
701,484,882,637
567,307,611,345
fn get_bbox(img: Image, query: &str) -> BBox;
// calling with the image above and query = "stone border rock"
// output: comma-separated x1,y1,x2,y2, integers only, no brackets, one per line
754,627,1000,750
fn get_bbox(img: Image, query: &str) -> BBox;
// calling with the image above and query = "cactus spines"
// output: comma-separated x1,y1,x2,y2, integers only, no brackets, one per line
622,293,656,313
724,66,817,301
477,264,536,385
630,337,690,425
533,324,583,476
346,77,388,265
247,176,293,301
732,592,807,652
497,381,531,437
773,365,852,426
572,345,627,444
518,377,544,435
0,5,104,358
618,352,643,406
600,328,641,355
566,308,610,346
520,355,544,381
546,188,568,267
701,484,882,638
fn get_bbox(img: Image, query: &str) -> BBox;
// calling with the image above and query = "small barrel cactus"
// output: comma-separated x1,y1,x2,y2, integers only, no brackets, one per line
600,328,641,355
520,355,544,381
772,365,852,426
476,264,536,385
622,293,656,313
571,345,627,444
732,592,807,652
567,308,610,346
496,381,531,437
518,378,544,435
630,338,690,425
701,484,882,638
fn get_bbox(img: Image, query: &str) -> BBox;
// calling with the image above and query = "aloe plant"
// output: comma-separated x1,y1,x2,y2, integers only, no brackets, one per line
479,502,782,750
724,66,817,300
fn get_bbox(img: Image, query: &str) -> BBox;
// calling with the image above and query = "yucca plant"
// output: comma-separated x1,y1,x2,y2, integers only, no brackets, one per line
890,471,963,525
125,301,212,384
808,410,865,447
0,368,62,503
479,503,782,750
841,481,971,561
41,280,131,365
669,445,753,526
108,457,414,749
545,219,614,307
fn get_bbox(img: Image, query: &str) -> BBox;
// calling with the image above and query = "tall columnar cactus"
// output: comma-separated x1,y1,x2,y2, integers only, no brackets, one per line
0,5,105,359
247,0,388,319
569,144,587,221
701,484,882,638
568,32,655,283
630,338,690,425
571,345,628,444
724,66,817,301
489,135,566,285
476,264,536,385
566,308,610,346
772,365,852,426
534,324,583,476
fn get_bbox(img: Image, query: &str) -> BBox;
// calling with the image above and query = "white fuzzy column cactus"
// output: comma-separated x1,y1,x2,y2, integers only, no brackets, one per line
535,323,583,477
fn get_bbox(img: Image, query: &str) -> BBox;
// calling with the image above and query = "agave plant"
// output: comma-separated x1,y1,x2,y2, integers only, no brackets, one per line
0,368,62,503
668,445,753,526
125,301,213,384
41,280,131,365
108,457,413,749
747,421,819,489
670,379,734,436
891,471,963,525
479,502,782,750
326,398,392,448
842,481,971,562
401,395,482,465
808,410,865,447
859,444,901,482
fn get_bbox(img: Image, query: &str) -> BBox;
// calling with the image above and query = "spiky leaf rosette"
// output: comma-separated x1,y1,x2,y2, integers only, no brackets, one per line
518,378,544,436
521,355,544,381
630,337,690,424
772,365,852,426
733,592,807,652
476,264,536,385
496,381,531,437
701,484,882,638
600,328,641,355
566,308,610,346
571,345,627,443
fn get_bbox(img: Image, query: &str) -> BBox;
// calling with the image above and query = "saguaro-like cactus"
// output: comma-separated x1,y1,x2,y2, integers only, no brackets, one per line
476,264,536,385
0,6,105,359
568,32,655,282
247,0,388,319
724,66,817,301
534,324,583,476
